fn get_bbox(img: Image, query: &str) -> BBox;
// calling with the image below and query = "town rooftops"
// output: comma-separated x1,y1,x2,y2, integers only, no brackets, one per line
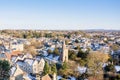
5,51,22,60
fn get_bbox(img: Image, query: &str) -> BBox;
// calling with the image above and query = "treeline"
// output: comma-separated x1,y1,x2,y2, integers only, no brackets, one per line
0,30,89,39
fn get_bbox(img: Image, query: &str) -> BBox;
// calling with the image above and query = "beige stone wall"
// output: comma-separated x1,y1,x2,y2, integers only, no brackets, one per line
62,48,68,62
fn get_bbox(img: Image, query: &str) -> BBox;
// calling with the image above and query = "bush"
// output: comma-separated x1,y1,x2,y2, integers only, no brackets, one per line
68,50,77,60
104,64,115,72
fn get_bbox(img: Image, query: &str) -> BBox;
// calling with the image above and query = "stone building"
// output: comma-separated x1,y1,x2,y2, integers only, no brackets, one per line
61,40,68,62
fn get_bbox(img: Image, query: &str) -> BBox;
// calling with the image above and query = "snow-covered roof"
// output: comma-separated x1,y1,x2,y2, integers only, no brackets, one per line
0,53,6,58
11,66,16,76
16,61,24,66
115,65,120,72
43,51,48,56
47,47,55,51
69,76,76,80
11,56,17,62
48,54,53,59
24,59,34,66
53,56,59,61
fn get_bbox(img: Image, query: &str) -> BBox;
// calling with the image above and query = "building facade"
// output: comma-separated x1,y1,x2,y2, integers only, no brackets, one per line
61,40,68,62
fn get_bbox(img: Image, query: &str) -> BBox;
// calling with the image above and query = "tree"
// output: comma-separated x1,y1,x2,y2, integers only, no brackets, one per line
43,61,51,75
62,62,68,70
24,45,37,56
116,74,120,79
0,60,10,79
51,64,57,74
87,51,109,78
104,64,115,72
108,56,113,64
111,44,120,51
75,39,79,43
77,59,86,66
23,34,27,38
76,46,80,50
68,50,76,60
31,40,42,49
58,62,69,78
77,73,88,80
77,49,88,60
45,33,52,38
53,48,59,55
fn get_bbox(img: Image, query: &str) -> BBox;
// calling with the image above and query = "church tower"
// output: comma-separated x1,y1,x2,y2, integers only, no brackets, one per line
61,40,68,62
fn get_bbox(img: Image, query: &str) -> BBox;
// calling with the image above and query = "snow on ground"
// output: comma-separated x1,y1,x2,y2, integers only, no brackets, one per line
69,76,76,80
77,66,87,74
57,76,62,80
57,76,76,80
102,63,108,68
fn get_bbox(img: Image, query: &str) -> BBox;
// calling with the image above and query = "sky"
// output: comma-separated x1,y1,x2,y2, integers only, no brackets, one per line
0,0,120,30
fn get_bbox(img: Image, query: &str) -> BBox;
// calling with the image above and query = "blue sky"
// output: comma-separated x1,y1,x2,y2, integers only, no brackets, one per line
0,0,120,30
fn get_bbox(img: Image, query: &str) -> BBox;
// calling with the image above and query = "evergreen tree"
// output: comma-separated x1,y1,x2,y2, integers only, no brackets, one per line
43,61,50,75
68,50,76,60
51,64,57,74
0,60,10,80
62,62,68,70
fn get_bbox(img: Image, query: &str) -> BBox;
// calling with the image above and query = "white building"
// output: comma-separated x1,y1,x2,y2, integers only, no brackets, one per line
16,58,45,74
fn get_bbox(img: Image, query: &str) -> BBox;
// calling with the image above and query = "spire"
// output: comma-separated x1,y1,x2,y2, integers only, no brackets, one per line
62,40,66,49
63,40,65,45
